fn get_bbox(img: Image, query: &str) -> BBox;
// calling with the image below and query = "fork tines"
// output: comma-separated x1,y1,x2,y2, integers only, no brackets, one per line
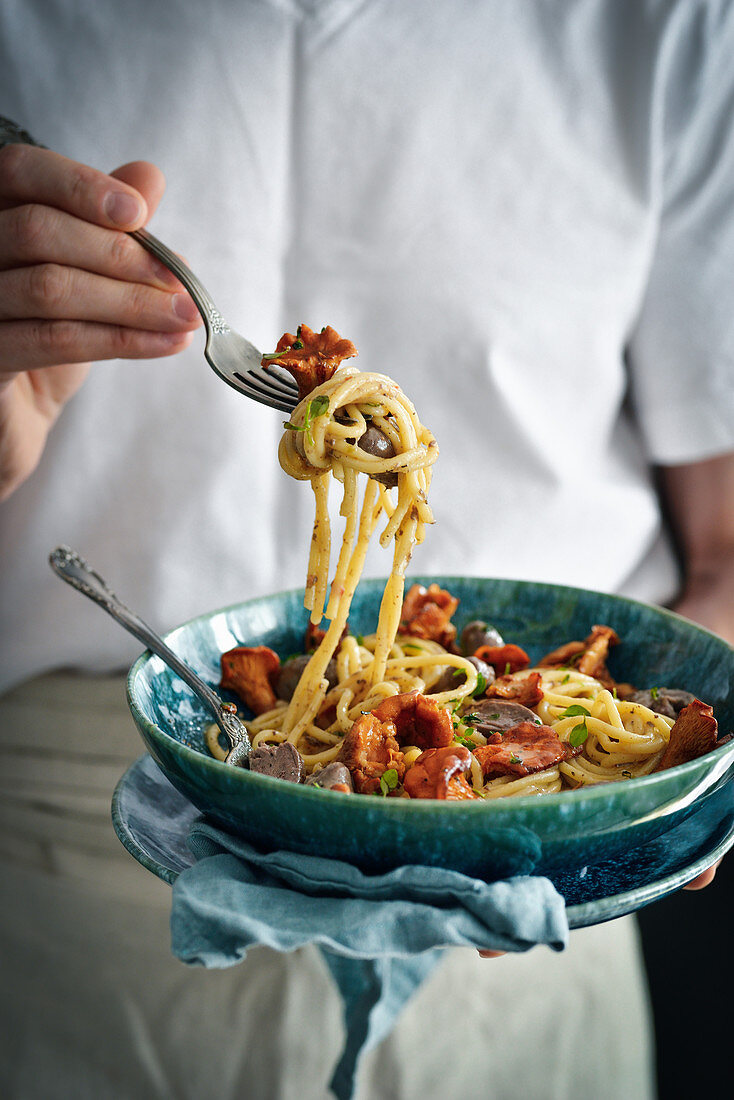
233,365,299,413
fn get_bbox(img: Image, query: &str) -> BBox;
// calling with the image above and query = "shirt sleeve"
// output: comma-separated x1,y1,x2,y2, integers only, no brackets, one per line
626,0,734,465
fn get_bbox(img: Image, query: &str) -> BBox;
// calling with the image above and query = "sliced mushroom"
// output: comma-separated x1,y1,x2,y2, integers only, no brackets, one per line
431,655,495,695
356,423,398,488
305,761,354,792
461,697,541,736
460,620,504,655
248,741,304,783
629,688,696,721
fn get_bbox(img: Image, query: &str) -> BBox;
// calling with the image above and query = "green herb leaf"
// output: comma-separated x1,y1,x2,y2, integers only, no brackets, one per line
650,686,659,700
569,720,589,747
561,674,571,685
472,673,488,697
462,713,480,725
292,338,304,349
509,752,522,765
283,419,306,432
309,394,330,418
504,662,511,676
263,348,289,360
454,732,475,749
379,768,399,796
452,668,464,679
562,704,591,718
356,634,365,646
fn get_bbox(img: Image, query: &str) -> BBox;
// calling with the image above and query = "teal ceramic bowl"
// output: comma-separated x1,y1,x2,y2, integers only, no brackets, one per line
126,576,734,893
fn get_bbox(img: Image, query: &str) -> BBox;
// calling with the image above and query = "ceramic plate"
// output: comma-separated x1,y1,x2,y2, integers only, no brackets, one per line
112,754,734,928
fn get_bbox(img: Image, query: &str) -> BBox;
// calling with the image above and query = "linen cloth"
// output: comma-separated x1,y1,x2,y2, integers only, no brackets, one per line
171,823,569,1100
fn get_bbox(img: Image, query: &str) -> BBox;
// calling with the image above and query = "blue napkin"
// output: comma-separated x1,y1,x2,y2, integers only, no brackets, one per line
170,821,569,1100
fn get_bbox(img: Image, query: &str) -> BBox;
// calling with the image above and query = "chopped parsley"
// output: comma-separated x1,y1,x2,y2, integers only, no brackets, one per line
454,732,475,749
569,720,589,747
472,673,488,697
509,752,522,765
462,712,480,725
650,686,660,700
561,674,571,685
379,768,399,796
504,662,512,676
283,394,331,443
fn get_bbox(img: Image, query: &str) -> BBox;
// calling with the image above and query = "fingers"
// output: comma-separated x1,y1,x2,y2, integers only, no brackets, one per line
0,320,195,372
0,145,199,375
682,860,720,891
110,161,167,220
0,144,148,229
0,264,202,333
0,204,181,290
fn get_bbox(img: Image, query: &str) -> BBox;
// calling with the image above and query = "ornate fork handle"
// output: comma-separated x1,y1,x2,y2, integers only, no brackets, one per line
130,228,231,336
49,547,250,764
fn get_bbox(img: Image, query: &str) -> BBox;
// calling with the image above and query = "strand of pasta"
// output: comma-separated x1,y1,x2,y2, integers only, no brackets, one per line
280,477,382,734
277,367,437,734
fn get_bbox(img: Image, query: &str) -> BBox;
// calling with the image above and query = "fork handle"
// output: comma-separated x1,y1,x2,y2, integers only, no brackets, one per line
131,228,230,335
48,546,225,713
49,547,252,762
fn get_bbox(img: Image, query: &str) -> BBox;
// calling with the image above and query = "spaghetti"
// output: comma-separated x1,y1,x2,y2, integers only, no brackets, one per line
277,363,438,742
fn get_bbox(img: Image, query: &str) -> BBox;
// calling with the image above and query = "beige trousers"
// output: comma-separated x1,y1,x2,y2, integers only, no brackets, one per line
0,674,655,1100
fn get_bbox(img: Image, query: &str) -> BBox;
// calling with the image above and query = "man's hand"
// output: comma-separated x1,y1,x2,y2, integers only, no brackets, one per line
660,453,734,892
0,144,202,500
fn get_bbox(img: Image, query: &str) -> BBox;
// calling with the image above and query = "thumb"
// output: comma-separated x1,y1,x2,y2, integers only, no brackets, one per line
110,160,167,224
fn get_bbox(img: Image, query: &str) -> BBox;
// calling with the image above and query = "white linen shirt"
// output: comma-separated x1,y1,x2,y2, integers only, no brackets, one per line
1,0,734,690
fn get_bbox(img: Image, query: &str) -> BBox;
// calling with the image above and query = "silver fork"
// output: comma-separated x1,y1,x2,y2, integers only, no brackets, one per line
0,115,299,414
130,229,299,414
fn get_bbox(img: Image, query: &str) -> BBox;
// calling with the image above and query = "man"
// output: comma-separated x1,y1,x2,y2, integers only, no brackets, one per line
1,2,732,1096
